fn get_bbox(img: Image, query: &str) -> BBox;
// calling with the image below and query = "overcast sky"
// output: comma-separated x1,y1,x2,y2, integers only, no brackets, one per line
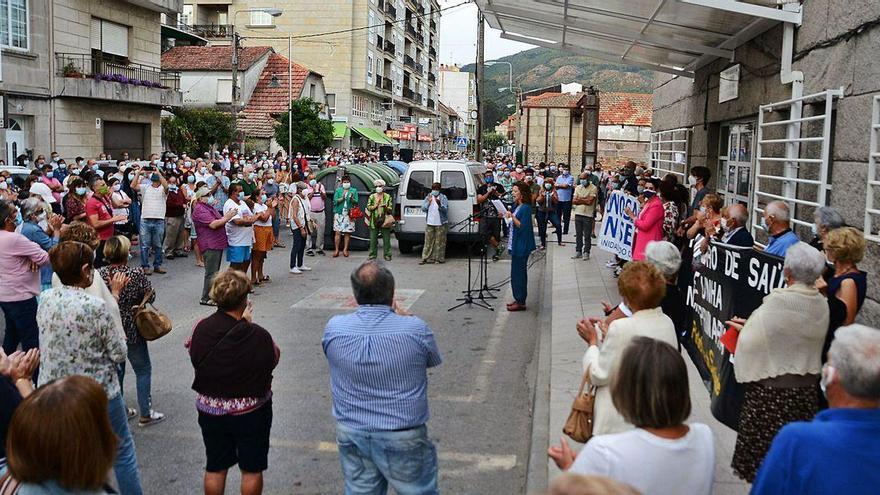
438,0,535,66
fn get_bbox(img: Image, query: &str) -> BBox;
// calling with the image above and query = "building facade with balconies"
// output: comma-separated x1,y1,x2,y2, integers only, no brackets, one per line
180,0,441,149
438,64,477,144
0,0,183,163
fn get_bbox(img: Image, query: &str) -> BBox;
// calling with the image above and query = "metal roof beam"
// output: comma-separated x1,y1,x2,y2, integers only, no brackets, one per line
685,16,777,71
677,0,802,25
489,4,733,59
500,32,695,78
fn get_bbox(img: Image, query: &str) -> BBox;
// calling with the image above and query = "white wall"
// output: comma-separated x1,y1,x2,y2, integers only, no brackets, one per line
439,70,474,132
177,55,268,107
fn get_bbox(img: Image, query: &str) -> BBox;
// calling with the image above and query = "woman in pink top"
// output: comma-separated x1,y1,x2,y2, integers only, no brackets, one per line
39,164,64,204
625,179,664,261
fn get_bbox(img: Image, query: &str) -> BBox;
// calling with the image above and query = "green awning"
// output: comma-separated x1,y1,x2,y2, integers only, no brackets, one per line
352,125,395,145
332,122,349,140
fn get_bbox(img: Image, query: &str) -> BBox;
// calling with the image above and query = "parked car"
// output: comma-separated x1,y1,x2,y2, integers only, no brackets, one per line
0,165,34,190
394,160,486,254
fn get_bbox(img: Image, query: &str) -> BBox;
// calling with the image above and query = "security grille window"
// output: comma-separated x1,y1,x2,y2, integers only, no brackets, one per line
752,88,843,243
249,11,274,27
717,123,755,207
326,94,336,116
866,95,880,242
650,128,690,181
352,95,368,118
0,0,27,49
91,18,129,61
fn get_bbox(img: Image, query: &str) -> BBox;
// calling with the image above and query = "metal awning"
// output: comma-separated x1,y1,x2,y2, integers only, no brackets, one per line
475,0,802,78
161,24,209,46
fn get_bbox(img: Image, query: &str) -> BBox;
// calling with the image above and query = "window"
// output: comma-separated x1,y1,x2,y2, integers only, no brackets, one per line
249,11,274,27
368,10,376,44
370,101,383,126
91,18,129,58
440,171,467,200
406,171,433,200
352,95,368,118
367,52,374,85
309,84,316,100
180,5,194,26
326,93,336,116
0,0,28,49
216,79,233,104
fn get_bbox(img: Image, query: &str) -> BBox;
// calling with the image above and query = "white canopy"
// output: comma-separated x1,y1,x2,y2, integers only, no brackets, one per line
474,0,802,78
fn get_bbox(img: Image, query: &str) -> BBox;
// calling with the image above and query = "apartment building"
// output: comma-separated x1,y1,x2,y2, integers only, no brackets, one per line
178,0,441,149
438,64,476,142
1,0,183,163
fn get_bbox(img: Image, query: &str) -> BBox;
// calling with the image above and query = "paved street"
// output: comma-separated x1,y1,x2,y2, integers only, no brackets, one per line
125,233,545,494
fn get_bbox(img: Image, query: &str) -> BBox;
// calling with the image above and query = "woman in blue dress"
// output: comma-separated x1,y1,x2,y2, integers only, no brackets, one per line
505,182,536,312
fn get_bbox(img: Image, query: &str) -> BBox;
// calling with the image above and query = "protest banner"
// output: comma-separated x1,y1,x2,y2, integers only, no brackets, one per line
683,241,785,429
597,190,640,260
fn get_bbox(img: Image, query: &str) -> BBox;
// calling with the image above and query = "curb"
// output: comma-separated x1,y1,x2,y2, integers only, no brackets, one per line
525,247,553,493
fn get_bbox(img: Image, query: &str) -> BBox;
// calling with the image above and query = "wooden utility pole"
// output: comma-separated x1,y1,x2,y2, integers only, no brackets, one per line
475,11,485,161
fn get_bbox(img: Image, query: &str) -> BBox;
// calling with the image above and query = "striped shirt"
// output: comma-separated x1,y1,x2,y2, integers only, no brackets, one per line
322,305,442,432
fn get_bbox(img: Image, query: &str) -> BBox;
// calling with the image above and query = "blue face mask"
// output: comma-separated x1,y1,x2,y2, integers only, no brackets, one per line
187,175,195,183
151,174,160,182
811,223,819,236
503,171,511,178
431,190,440,197
75,187,88,196
14,210,22,226
760,217,768,230
127,173,135,181
485,176,494,183
579,179,587,186
45,171,54,178
261,194,268,202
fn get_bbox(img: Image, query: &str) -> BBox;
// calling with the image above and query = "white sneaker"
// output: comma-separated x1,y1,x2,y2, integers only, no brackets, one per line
290,267,302,274
299,266,312,271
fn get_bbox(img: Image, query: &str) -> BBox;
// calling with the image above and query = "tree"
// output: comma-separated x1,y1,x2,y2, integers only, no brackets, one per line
482,131,506,151
162,108,233,154
274,98,334,156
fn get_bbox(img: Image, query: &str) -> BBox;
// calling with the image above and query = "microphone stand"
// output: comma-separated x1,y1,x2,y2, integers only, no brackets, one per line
447,210,493,312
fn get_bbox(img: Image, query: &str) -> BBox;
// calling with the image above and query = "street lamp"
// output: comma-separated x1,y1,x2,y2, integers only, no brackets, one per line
231,7,283,153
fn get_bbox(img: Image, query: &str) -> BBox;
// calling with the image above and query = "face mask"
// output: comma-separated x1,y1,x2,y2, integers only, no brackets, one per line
579,179,587,186
485,176,494,183
52,157,59,163
153,159,160,166
98,185,110,195
169,185,179,193
185,161,192,168
268,179,275,185
544,183,552,190
260,194,268,202
75,187,88,196
281,166,287,171
77,160,84,166
151,174,160,182
127,173,135,181
688,176,697,187
70,169,79,176
196,187,209,197
637,185,645,194
214,171,222,178
516,168,523,173
720,218,730,231
342,182,351,189
59,163,67,169
431,190,440,197
200,167,207,174
112,184,121,192
503,172,511,178
45,172,54,178
819,365,835,395
3,178,10,184
375,187,383,193
14,210,23,226
642,190,656,199
550,166,557,171
811,223,819,236
700,206,707,214
525,176,533,182
92,164,99,171
760,217,769,230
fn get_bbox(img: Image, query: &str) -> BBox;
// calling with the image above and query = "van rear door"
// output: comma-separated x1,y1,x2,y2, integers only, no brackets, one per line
400,167,435,233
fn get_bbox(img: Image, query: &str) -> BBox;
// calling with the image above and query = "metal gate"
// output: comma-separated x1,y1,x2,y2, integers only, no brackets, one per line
650,128,690,181
866,95,880,243
103,121,148,160
752,88,843,241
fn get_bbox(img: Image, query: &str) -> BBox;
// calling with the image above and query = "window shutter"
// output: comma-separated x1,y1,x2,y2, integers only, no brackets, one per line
90,17,101,50
217,79,233,104
102,21,128,57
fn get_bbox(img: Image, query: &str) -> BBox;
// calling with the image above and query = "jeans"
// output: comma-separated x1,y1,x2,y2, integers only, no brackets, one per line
108,393,144,495
272,208,281,239
0,298,39,354
129,201,141,234
335,423,438,495
118,341,152,417
511,255,529,305
290,228,306,268
574,215,594,256
535,210,562,247
556,200,573,234
369,228,392,259
139,218,165,269
163,216,186,254
202,249,223,301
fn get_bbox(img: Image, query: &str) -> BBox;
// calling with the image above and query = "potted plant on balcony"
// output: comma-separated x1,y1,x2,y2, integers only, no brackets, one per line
61,62,83,78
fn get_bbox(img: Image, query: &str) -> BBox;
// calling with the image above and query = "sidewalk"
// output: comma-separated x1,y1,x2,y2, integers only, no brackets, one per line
529,238,750,494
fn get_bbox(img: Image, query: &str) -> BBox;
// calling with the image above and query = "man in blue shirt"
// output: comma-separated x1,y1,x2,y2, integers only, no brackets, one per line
323,261,442,494
763,200,800,257
752,324,880,495
554,163,575,235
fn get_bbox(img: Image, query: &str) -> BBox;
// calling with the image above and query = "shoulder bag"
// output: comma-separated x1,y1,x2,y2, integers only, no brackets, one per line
133,289,173,341
562,368,596,443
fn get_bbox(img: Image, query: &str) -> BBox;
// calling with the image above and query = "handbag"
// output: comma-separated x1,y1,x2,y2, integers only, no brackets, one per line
349,205,364,220
382,211,396,229
563,368,596,443
133,289,173,341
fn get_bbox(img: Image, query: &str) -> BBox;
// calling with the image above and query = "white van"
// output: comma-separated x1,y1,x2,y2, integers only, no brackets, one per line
394,160,486,254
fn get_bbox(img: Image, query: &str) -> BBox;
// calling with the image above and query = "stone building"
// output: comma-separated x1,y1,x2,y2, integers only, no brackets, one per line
517,92,599,172
1,0,183,163
597,92,652,167
179,0,441,149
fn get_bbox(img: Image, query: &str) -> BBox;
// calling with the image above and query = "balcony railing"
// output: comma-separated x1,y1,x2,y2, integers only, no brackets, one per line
384,3,397,18
428,72,436,82
403,87,417,101
384,39,396,54
404,54,417,71
382,77,393,92
405,23,419,39
430,20,437,32
429,46,436,58
175,23,234,39
56,53,179,91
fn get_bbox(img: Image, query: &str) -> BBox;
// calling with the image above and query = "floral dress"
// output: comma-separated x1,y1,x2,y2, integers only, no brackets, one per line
99,265,154,346
662,201,680,243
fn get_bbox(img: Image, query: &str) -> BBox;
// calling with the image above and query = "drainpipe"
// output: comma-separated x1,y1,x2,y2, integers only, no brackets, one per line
780,2,804,206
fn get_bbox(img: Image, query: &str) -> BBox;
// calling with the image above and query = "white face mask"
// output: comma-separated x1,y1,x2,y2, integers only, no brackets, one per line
688,175,698,187
720,218,729,231
342,182,351,189
375,187,383,193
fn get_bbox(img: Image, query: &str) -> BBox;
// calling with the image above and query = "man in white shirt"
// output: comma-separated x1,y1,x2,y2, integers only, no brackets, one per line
131,165,169,274
420,182,448,264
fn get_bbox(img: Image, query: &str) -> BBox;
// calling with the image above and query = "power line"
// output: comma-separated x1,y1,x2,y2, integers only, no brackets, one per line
242,0,472,41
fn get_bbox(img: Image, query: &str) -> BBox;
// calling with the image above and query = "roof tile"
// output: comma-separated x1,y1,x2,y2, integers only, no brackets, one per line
161,46,272,71
239,53,316,138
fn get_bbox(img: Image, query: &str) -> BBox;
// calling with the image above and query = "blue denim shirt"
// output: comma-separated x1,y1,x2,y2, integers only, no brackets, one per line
322,305,442,431
765,229,799,257
421,193,449,224
20,221,57,286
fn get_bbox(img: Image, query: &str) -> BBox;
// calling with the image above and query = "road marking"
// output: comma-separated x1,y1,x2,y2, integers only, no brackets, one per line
136,429,515,475
434,287,511,403
290,287,425,310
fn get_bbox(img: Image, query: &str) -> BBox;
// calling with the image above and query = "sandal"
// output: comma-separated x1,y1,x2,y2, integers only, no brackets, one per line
343,251,349,257
127,407,138,420
333,252,340,258
261,275,271,282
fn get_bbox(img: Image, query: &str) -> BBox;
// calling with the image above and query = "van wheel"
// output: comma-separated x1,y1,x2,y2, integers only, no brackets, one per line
398,240,415,254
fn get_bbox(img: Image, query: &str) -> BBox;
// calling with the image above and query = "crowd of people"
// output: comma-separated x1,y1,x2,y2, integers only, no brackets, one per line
0,144,878,495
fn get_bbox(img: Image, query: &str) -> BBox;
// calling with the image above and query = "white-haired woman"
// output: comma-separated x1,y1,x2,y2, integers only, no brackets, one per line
366,178,394,261
645,240,687,346
725,242,829,482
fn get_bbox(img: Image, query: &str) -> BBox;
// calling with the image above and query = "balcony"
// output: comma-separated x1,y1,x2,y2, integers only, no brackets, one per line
384,2,397,18
405,23,419,40
177,23,234,39
404,54,418,71
55,53,182,107
429,46,436,58
377,0,385,9
123,0,182,15
430,20,437,32
417,5,425,15
383,39,396,55
382,77,393,92
428,72,435,83
403,87,417,102
427,98,434,110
